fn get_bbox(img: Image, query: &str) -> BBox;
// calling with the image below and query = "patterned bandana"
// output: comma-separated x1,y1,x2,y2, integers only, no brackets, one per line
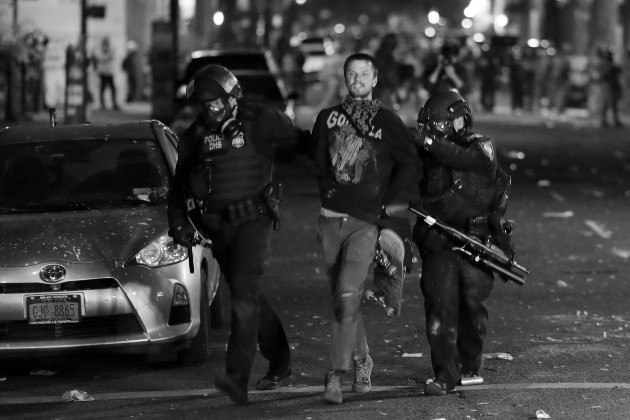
341,95,381,136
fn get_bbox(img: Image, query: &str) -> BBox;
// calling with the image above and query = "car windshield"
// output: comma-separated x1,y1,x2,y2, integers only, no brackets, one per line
0,138,170,213
184,54,270,82
236,74,285,103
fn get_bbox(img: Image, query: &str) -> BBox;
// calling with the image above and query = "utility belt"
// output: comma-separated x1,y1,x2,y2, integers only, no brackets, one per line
189,182,282,231
200,194,266,227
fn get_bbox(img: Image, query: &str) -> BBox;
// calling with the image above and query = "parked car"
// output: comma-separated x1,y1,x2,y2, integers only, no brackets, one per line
171,47,294,137
298,36,335,83
0,121,220,364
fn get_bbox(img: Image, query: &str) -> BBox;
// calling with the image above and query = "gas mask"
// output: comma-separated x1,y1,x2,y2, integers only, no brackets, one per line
201,96,245,148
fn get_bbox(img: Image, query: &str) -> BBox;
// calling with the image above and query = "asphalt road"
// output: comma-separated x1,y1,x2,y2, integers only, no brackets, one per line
1,102,630,419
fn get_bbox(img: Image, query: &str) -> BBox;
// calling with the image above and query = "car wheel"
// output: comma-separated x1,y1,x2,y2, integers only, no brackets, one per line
178,267,211,365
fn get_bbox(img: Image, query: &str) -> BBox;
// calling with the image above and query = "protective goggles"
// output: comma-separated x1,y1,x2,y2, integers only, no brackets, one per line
201,98,228,113
418,119,454,137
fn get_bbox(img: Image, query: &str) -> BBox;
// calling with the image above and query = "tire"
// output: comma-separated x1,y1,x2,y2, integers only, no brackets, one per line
178,268,211,365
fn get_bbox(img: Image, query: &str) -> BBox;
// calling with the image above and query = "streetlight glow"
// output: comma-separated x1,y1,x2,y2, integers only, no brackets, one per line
428,10,440,24
213,11,224,26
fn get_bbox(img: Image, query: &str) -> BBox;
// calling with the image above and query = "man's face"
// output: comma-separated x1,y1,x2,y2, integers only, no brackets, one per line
344,60,377,100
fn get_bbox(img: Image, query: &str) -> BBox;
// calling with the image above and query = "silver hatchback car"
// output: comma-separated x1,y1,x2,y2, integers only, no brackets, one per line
0,121,220,364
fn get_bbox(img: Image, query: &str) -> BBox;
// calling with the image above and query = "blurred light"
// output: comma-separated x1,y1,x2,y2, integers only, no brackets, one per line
473,33,485,43
428,10,440,24
334,23,345,34
213,11,224,26
424,27,436,37
289,36,301,47
438,17,447,26
319,9,332,19
324,38,335,54
540,39,551,49
295,0,307,5
358,14,369,25
527,38,540,48
180,0,195,20
495,14,508,27
464,0,487,18
272,13,283,28
547,47,556,56
462,18,473,29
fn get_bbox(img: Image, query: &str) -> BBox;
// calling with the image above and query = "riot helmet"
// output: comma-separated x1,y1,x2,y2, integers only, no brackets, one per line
186,64,243,103
187,65,244,143
417,90,472,138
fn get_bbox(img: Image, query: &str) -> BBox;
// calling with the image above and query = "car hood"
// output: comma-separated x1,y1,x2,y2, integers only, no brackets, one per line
0,206,168,266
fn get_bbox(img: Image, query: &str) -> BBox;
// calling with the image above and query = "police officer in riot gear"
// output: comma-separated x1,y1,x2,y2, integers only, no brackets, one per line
168,64,308,404
411,90,512,396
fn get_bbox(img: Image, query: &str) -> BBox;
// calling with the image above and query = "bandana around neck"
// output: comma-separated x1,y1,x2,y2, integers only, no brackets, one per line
341,95,381,136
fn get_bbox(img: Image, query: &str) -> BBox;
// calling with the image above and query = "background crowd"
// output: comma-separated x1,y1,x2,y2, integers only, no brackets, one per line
278,31,625,128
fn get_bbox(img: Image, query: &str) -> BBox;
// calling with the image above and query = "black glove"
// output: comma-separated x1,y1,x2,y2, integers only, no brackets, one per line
169,223,197,248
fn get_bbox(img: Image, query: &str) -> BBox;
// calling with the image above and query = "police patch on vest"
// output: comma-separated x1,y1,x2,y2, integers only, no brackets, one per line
232,132,245,148
480,140,494,160
204,134,224,151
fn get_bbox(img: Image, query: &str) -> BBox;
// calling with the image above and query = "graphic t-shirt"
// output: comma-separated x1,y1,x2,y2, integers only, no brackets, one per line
312,102,418,223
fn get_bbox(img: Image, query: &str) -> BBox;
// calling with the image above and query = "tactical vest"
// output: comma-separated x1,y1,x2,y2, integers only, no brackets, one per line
192,112,272,214
420,134,497,229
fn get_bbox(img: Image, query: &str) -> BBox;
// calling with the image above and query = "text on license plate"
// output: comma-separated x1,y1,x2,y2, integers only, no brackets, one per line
25,294,82,325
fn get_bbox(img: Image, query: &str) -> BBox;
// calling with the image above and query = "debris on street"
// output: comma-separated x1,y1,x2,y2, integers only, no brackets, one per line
584,220,612,239
62,389,94,402
483,352,514,361
401,353,423,358
30,369,58,376
536,409,551,419
542,210,573,218
612,247,630,259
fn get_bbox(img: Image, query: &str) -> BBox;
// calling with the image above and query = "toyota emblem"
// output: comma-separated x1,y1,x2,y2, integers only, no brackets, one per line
40,264,67,283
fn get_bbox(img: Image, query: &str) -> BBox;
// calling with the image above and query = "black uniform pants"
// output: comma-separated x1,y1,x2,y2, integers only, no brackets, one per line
208,213,291,388
420,249,494,390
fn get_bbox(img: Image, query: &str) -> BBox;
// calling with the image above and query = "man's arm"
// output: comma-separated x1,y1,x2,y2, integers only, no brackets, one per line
423,135,496,172
257,108,312,158
381,115,420,206
167,125,197,229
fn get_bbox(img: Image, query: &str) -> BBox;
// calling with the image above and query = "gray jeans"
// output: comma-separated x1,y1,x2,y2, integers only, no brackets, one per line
317,214,377,371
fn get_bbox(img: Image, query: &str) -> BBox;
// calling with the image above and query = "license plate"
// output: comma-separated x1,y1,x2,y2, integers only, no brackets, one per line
25,294,82,325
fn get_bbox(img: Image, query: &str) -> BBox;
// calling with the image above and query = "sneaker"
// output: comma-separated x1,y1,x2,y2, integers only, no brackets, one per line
352,355,373,393
215,372,248,405
256,368,292,390
424,378,448,396
322,371,343,404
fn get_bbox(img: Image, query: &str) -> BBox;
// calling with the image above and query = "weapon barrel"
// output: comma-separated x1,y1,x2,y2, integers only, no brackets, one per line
408,204,528,285
480,257,525,286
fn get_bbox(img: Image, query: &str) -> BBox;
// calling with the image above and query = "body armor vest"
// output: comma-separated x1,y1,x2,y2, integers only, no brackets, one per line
193,113,272,214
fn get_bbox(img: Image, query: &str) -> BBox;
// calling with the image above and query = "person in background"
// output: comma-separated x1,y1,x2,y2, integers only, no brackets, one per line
92,37,120,111
122,41,140,103
310,52,418,405
601,49,624,127
373,33,401,110
168,64,310,405
421,42,469,97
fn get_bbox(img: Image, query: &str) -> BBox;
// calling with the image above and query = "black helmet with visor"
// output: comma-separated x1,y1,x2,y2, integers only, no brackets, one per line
417,90,472,138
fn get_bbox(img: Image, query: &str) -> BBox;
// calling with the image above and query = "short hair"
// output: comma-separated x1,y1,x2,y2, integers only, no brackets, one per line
343,53,378,78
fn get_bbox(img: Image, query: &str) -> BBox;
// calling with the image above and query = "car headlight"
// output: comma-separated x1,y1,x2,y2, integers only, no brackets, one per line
133,233,188,267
